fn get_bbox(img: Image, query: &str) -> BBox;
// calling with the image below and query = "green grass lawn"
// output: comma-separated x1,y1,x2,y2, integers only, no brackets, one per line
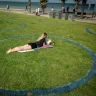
0,11,96,96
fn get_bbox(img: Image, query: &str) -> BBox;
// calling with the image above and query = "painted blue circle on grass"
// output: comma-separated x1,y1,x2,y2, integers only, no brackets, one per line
86,28,96,35
0,22,27,32
0,34,96,96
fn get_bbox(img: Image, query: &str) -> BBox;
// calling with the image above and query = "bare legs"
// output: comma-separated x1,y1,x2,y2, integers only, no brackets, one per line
6,44,32,54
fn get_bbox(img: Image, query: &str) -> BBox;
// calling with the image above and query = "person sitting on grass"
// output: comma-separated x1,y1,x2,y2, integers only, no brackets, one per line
6,33,53,54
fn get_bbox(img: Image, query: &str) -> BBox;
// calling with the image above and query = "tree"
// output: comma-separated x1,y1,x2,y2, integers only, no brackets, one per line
73,0,81,16
28,0,31,13
81,0,87,18
61,0,66,7
40,0,48,14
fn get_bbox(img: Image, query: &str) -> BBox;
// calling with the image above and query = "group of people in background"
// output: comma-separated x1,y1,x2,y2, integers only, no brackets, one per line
61,6,76,14
51,6,70,13
62,6,69,13
6,4,96,18
25,5,40,16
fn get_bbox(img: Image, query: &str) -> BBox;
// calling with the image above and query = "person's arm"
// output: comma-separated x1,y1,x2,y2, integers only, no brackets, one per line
43,43,51,48
43,42,47,46
36,34,44,41
43,39,51,47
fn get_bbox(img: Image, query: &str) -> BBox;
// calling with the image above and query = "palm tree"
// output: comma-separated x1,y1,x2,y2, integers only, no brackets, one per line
28,0,31,13
40,0,48,14
81,0,87,18
73,0,81,16
61,0,66,7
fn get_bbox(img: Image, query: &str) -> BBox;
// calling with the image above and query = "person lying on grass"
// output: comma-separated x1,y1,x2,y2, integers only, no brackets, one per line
6,33,53,54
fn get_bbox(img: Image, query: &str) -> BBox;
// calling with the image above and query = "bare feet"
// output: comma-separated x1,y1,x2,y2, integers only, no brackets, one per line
6,49,11,54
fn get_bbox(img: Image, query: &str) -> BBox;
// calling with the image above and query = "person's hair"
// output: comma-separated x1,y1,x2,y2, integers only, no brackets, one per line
36,33,47,41
43,33,47,36
50,42,55,45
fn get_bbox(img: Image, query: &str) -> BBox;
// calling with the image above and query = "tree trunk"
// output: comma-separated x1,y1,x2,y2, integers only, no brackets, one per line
28,0,31,13
42,7,44,14
81,0,87,19
62,1,65,7
81,5,85,18
75,2,79,16
41,3,47,14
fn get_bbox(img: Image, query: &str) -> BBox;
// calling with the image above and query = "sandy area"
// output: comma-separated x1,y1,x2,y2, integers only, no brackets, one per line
75,16,96,24
0,8,96,23
0,8,49,17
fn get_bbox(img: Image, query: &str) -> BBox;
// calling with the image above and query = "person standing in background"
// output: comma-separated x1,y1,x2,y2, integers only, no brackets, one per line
66,6,69,13
35,8,38,15
25,5,28,11
7,5,9,11
62,7,65,13
51,7,54,12
73,8,75,14
37,7,40,15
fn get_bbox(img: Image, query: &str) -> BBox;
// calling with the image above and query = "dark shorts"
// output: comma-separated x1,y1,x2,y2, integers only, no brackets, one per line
28,43,37,49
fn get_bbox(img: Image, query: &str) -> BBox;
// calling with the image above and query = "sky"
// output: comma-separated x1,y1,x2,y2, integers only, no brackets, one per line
0,0,96,4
